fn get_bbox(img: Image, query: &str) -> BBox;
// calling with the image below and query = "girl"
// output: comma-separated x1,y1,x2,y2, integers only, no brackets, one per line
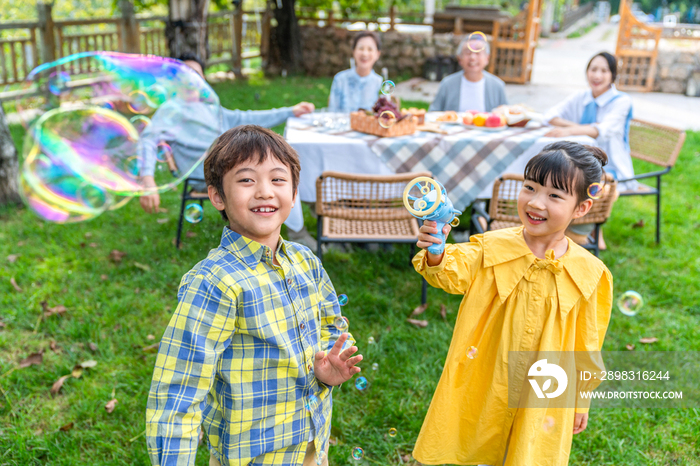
327,31,383,112
412,141,614,466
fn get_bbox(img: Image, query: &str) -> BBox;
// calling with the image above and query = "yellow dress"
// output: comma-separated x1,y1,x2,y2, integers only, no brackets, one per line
412,227,613,466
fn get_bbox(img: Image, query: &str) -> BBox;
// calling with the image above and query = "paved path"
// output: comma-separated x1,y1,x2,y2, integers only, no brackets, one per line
395,23,700,131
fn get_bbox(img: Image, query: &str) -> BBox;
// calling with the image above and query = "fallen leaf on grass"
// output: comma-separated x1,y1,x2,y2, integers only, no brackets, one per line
7,254,19,263
104,398,118,413
156,218,169,224
88,242,98,248
109,250,127,263
142,343,159,353
17,241,25,247
147,334,155,340
89,342,98,352
71,366,83,379
49,340,60,352
10,277,22,292
411,303,428,316
84,232,93,238
440,304,447,321
51,375,70,394
406,319,429,328
43,302,67,317
134,262,151,272
626,344,635,350
59,422,74,432
157,207,168,213
19,351,44,368
100,274,108,281
186,231,197,238
632,219,645,228
639,337,658,344
79,360,97,368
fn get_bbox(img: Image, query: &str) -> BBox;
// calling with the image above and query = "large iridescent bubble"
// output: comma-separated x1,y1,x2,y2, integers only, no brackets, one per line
18,52,223,222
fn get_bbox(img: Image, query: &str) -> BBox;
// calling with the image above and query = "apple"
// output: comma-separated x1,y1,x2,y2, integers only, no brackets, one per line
462,113,474,125
485,114,504,128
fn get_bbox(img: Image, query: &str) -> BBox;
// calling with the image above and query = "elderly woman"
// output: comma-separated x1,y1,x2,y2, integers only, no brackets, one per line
544,52,635,190
429,35,507,112
327,31,383,112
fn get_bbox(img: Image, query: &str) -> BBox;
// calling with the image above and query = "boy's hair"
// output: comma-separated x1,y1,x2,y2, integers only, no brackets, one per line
352,31,381,51
587,52,617,83
203,125,301,221
524,141,608,203
177,52,206,72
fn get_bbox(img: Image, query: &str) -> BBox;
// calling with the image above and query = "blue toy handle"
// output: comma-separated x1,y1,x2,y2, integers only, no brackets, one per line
427,220,447,255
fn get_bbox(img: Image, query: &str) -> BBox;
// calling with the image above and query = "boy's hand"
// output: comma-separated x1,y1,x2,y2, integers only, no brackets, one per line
573,412,588,434
313,333,362,387
417,220,452,266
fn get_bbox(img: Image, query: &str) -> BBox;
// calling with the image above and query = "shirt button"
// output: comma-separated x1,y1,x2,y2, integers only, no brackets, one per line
300,322,306,330
308,364,313,372
287,278,293,286
527,328,534,334
508,411,513,417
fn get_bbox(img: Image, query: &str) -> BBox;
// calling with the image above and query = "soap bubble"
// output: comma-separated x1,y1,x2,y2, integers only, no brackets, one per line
372,362,379,371
466,346,478,359
334,316,349,331
184,203,204,224
355,376,368,391
368,336,375,344
378,110,397,129
352,447,364,460
388,427,397,437
338,294,348,306
587,182,603,200
466,31,488,53
380,80,395,96
17,52,223,223
617,290,644,316
306,394,319,411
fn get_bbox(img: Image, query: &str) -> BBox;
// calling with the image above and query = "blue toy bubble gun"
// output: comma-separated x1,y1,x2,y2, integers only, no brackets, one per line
403,176,462,255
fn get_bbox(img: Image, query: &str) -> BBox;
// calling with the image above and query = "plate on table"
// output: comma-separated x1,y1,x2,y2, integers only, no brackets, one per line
425,111,462,125
462,124,508,132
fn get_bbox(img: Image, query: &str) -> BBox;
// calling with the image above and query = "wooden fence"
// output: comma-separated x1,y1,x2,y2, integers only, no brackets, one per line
560,1,595,32
0,3,263,96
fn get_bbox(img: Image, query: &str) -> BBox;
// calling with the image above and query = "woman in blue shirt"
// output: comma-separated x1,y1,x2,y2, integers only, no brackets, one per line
328,32,383,112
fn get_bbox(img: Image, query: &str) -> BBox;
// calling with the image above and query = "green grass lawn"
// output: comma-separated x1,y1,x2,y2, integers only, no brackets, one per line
1,76,699,465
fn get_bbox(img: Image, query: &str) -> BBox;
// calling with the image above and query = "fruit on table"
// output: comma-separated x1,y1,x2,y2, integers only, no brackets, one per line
473,113,489,126
485,113,506,127
462,112,474,125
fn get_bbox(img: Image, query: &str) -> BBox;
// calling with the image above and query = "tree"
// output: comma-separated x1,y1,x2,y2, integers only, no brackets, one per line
272,0,304,73
165,0,211,61
0,105,20,206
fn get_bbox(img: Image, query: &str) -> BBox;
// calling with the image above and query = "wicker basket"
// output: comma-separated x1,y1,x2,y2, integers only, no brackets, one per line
350,111,418,137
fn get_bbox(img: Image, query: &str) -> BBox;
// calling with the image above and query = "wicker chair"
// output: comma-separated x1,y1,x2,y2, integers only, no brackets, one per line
470,173,618,256
619,119,686,243
315,171,430,304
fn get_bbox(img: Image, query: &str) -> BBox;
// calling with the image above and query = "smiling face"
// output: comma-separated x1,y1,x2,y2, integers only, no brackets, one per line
458,43,489,79
208,152,296,248
517,176,591,240
353,36,381,74
587,55,614,98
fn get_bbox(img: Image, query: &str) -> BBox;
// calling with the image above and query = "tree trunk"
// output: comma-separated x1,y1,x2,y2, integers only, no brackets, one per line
0,105,20,206
166,0,211,62
273,0,303,73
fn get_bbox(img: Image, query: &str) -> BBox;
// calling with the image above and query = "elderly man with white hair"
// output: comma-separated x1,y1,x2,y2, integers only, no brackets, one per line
429,35,508,112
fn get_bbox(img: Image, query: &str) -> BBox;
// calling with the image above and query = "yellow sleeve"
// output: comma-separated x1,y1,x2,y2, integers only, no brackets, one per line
412,241,484,295
574,268,613,413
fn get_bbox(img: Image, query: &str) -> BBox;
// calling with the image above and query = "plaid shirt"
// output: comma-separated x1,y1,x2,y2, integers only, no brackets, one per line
146,227,347,466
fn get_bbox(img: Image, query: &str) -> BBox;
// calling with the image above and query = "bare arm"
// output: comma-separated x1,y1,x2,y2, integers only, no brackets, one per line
548,117,577,127
545,124,599,139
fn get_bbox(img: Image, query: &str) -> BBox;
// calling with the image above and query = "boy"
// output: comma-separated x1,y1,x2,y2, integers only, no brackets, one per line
146,125,362,466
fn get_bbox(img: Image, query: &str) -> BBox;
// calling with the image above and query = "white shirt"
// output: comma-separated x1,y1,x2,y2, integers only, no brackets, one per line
459,75,486,113
544,85,637,190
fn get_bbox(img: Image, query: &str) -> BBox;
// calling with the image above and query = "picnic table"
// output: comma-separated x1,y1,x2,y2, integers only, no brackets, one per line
283,112,595,232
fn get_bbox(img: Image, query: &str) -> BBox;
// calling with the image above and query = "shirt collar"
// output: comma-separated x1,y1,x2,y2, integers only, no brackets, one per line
480,226,607,314
220,227,289,269
584,84,619,107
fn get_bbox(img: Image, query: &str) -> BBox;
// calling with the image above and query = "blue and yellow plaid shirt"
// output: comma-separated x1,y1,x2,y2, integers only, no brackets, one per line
146,227,349,466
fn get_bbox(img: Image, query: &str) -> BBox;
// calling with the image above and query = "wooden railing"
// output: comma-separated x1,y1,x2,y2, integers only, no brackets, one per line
659,23,700,40
295,7,427,30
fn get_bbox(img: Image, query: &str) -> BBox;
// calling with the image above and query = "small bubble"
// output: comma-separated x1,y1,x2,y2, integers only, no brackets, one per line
124,156,140,178
388,427,397,437
334,316,349,331
466,346,478,359
368,336,375,345
466,31,487,53
130,115,151,133
338,294,348,306
378,110,397,129
587,182,604,200
355,376,368,391
156,141,173,163
128,89,155,114
372,362,379,371
306,394,318,411
184,203,203,223
617,290,644,316
351,446,364,460
380,80,395,96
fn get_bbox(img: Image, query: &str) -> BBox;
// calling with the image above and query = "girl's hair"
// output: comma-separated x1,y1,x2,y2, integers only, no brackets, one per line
524,141,608,203
352,31,381,51
587,52,617,83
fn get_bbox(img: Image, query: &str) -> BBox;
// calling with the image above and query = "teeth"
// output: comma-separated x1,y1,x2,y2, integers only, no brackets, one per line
528,213,545,221
253,207,276,213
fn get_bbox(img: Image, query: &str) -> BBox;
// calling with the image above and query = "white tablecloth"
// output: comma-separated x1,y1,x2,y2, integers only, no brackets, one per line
283,115,596,232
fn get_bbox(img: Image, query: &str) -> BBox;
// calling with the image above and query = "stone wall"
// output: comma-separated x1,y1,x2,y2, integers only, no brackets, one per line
654,42,700,94
299,26,464,78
